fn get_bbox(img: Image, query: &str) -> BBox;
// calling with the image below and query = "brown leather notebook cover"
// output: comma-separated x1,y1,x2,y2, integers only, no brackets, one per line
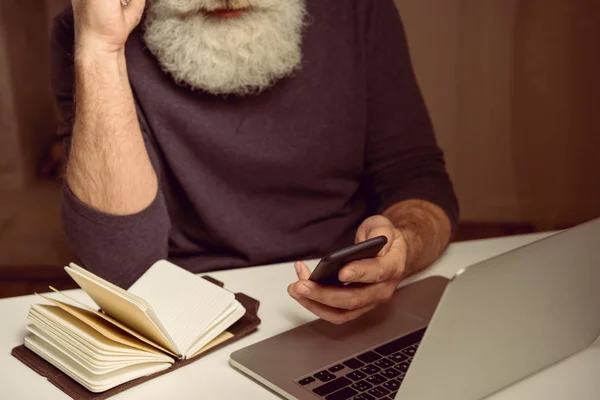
11,276,261,400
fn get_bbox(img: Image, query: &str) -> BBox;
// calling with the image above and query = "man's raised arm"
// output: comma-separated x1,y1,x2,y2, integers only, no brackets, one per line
68,0,155,214
52,0,170,287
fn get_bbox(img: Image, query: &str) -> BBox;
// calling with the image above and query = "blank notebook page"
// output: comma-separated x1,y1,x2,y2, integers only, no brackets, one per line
127,260,235,357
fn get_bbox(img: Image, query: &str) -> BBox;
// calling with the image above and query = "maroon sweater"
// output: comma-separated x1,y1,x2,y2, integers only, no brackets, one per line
51,0,459,288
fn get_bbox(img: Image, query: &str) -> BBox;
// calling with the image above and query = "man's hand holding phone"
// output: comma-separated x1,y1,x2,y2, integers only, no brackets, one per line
288,215,408,324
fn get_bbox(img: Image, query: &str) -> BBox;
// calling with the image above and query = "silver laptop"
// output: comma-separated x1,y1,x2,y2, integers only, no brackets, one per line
230,218,600,400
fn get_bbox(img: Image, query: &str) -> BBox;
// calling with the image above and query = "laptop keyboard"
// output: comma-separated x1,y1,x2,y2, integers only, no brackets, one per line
295,328,425,400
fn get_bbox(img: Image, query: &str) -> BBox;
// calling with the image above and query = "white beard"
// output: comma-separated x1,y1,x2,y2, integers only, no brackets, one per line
143,0,307,96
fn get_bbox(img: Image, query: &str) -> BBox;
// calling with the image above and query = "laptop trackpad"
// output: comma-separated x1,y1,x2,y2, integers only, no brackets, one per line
230,277,448,382
297,296,426,370
308,274,449,342
309,299,422,338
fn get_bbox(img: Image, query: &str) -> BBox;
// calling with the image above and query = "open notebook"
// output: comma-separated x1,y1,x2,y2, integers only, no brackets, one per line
20,260,247,394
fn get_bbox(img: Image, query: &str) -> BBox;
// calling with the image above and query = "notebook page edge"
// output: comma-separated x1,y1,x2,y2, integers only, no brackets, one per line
63,267,182,357
39,290,178,358
24,335,171,393
28,305,172,363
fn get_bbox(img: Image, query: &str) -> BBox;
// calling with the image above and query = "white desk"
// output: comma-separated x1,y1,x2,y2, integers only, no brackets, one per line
2,232,599,399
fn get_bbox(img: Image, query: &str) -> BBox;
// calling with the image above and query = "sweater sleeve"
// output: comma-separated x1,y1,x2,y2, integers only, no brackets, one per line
51,8,171,288
363,0,460,231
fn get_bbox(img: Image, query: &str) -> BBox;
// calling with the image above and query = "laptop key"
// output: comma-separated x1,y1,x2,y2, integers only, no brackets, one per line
367,386,390,398
401,345,417,357
313,377,353,396
383,379,400,391
357,351,382,363
325,387,359,400
388,352,408,363
360,365,381,374
381,368,401,379
374,358,394,369
351,380,373,392
347,371,367,381
330,364,345,372
394,361,410,373
366,373,386,385
315,370,337,382
299,376,315,385
374,328,426,356
343,358,366,370
354,394,376,400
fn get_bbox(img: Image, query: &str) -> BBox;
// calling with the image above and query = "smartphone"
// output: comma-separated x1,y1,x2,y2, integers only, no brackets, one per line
308,236,388,286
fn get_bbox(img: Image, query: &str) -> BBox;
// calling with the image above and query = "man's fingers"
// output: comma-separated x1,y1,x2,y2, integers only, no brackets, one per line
290,296,376,325
367,226,396,255
294,261,312,280
289,279,394,310
356,215,395,246
355,226,367,243
339,256,397,284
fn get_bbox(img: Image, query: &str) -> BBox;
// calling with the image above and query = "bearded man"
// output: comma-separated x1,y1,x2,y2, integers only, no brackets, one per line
51,0,459,324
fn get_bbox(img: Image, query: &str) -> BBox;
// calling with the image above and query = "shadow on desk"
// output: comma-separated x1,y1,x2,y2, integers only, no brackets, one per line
0,222,563,299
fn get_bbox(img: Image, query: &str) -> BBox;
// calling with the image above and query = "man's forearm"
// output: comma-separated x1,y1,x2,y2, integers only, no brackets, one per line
383,199,453,276
66,49,157,215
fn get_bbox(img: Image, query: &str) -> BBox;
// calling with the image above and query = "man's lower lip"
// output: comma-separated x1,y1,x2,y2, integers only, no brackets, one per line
207,9,247,18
